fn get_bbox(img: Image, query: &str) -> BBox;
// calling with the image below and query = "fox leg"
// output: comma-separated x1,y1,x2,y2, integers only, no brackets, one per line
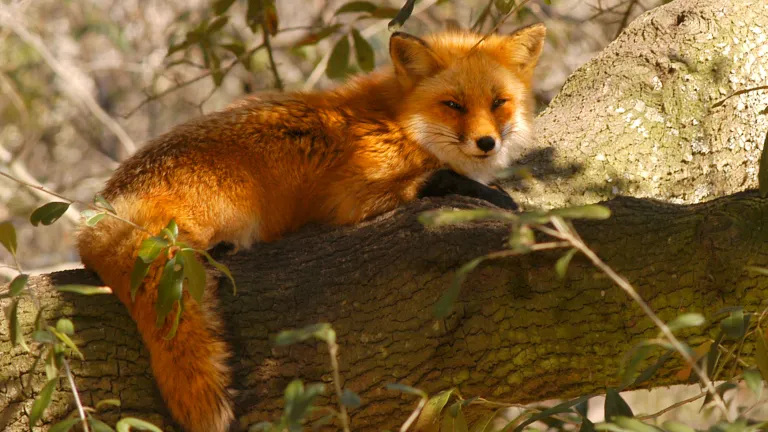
418,169,518,210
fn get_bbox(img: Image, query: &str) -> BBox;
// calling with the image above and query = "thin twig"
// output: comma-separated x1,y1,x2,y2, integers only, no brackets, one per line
122,43,266,118
613,0,638,40
328,340,350,432
712,85,768,109
636,391,706,420
399,397,426,432
0,5,136,155
469,0,533,53
550,217,732,421
62,358,90,432
262,25,284,91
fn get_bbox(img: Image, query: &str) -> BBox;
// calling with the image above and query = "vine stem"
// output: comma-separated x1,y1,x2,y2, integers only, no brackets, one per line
548,217,733,421
328,339,350,432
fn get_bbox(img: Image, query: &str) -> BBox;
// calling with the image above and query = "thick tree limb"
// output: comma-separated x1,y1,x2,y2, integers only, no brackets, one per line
3,192,768,431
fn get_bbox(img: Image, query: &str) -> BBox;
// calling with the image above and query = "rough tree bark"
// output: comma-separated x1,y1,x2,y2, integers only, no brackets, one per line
1,0,768,431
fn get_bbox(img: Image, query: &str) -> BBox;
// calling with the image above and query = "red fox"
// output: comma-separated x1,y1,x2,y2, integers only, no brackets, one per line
76,24,545,432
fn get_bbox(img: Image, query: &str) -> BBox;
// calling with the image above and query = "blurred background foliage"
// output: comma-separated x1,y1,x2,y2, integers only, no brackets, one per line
0,0,669,275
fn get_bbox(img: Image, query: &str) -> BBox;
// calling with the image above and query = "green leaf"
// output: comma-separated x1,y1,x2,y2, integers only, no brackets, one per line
470,410,498,432
29,378,58,428
418,389,455,427
293,24,343,48
163,219,179,242
116,417,163,432
275,323,334,346
212,0,237,15
550,204,611,220
387,0,417,30
351,29,375,72
95,398,122,410
246,0,263,32
89,417,117,432
81,209,107,226
163,299,183,340
56,318,74,335
555,248,577,280
57,285,112,295
220,42,246,58
621,343,653,388
9,274,28,296
33,330,56,344
283,380,325,424
49,326,84,359
0,221,18,256
434,256,485,319
155,256,184,327
419,208,516,227
743,368,762,399
341,388,362,408
137,236,169,263
604,388,633,420
180,249,206,304
701,382,737,408
628,349,673,388
612,417,661,432
385,383,427,398
667,313,705,332
513,396,590,431
720,309,747,340
93,194,116,213
326,35,351,80
30,202,71,226
207,16,229,35
754,328,768,385
441,402,469,432
706,331,724,378
8,299,29,351
335,1,378,15
130,257,151,302
49,418,81,432
199,250,237,295
660,421,695,432
580,417,596,432
759,130,768,197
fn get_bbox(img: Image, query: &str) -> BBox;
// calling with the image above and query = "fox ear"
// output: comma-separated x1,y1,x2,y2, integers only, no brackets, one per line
389,32,442,89
501,23,546,82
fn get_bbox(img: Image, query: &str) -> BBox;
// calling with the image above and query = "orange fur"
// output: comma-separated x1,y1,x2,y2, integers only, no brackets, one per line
76,25,545,432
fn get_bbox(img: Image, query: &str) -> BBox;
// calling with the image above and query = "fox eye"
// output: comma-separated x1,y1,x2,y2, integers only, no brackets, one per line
442,101,463,111
492,99,507,110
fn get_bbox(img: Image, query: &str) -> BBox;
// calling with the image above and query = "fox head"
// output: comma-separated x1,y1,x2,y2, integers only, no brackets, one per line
390,24,546,184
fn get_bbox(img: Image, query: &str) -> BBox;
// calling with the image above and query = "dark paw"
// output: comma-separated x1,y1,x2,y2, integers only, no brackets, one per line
487,188,518,211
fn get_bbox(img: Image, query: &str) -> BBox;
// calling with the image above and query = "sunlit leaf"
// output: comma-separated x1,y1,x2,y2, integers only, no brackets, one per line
0,221,18,256
89,417,117,432
326,35,351,80
434,256,485,319
470,410,498,432
720,309,747,340
387,0,417,30
275,323,334,345
116,417,163,432
93,194,116,213
629,349,673,388
352,29,375,72
9,274,28,296
57,285,112,295
612,416,661,432
415,388,454,429
550,204,611,220
441,401,468,432
33,330,56,344
49,326,84,359
49,418,81,432
155,256,183,327
137,236,169,263
660,421,695,432
95,398,122,410
419,208,515,227
207,16,229,35
667,313,705,332
8,299,29,351
555,248,577,280
30,202,71,226
180,249,206,304
743,368,762,399
81,209,107,227
29,378,58,428
56,318,74,335
386,383,427,398
513,396,590,431
212,0,237,15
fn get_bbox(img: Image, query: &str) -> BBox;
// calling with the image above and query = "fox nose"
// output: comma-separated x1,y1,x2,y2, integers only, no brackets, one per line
476,136,496,153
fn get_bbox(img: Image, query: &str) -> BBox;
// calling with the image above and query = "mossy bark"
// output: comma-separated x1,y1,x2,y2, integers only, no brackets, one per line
2,0,768,430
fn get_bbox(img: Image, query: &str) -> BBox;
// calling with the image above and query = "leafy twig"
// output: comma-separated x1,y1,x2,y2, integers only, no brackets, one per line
63,358,90,432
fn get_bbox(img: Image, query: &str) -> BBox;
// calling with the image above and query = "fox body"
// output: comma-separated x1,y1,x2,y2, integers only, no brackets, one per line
77,25,545,432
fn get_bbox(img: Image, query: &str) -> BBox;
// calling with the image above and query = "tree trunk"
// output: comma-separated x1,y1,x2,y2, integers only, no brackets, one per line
2,0,767,430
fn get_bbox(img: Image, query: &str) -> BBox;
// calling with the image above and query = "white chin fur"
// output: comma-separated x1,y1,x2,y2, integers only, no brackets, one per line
407,114,531,185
